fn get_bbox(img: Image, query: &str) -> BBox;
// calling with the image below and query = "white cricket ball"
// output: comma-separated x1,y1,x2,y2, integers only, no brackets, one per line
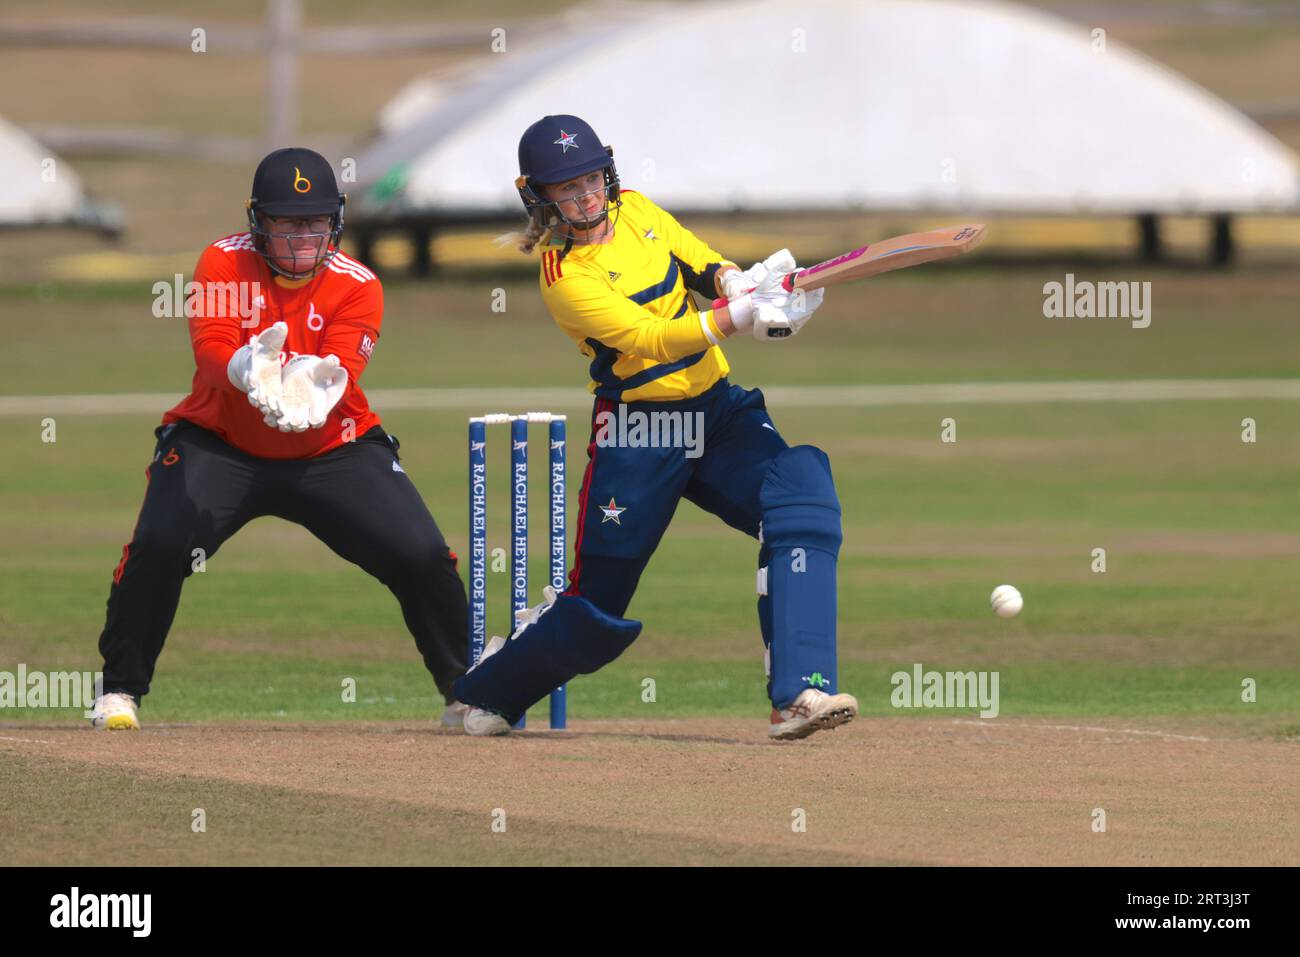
990,584,1024,619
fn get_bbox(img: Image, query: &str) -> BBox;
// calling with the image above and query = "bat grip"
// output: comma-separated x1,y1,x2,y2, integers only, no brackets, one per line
781,270,799,293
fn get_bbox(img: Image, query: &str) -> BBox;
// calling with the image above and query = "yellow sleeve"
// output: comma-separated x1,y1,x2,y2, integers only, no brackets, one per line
645,198,738,296
543,266,722,362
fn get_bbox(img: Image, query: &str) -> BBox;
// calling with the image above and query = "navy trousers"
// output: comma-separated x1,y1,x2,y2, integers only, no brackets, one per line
567,379,787,614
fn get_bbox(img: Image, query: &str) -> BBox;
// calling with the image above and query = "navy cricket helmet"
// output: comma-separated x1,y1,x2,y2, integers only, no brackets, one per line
515,115,621,235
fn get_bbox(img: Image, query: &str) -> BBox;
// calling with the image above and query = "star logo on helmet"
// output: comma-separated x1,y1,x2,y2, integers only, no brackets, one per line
554,130,580,153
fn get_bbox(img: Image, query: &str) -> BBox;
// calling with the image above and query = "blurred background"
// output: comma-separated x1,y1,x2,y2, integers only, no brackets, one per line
2,0,1298,727
4,0,1299,280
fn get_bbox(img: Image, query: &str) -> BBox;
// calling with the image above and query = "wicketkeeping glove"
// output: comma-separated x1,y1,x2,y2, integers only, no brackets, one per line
227,321,289,416
273,354,349,431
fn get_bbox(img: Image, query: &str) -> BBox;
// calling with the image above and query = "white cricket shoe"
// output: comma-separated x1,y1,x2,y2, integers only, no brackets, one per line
89,692,140,731
440,701,470,728
768,688,857,741
457,588,560,738
461,632,513,736
464,707,512,736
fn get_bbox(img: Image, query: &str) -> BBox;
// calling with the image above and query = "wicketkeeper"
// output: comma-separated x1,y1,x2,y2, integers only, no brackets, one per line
89,147,469,730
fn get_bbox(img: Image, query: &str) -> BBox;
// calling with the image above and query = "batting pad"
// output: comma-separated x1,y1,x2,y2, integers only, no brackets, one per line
758,446,843,709
454,595,641,724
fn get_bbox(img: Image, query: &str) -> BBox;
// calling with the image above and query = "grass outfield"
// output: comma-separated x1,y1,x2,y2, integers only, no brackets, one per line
6,264,1300,392
2,267,1298,732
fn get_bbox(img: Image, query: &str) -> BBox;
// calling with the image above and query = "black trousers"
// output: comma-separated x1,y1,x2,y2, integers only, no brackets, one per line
98,420,468,704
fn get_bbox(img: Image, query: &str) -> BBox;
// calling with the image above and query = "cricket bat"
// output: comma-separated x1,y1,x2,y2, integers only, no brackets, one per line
782,224,987,292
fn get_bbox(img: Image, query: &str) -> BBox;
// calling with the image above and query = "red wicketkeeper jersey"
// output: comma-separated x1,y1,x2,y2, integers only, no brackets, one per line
163,233,383,459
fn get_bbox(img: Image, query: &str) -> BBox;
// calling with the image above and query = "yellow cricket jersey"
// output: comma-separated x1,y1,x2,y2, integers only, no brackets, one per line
538,189,736,403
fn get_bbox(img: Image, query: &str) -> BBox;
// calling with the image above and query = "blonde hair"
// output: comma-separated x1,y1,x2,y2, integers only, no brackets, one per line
494,209,551,255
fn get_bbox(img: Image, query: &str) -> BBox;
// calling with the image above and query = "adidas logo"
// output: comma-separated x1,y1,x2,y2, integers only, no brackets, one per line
608,271,622,282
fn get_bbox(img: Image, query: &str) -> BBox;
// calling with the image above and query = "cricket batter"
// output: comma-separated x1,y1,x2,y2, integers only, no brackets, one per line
455,115,858,740
89,147,469,730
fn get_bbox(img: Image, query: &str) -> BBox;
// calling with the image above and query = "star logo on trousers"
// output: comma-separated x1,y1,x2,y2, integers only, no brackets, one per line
599,498,627,524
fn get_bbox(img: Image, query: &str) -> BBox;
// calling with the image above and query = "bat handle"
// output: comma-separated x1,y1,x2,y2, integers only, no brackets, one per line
781,270,800,293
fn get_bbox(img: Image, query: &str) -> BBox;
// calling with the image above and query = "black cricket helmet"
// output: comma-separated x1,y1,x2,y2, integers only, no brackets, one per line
246,147,347,277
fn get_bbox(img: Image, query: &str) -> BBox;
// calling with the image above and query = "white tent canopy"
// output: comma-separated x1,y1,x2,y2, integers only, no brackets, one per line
357,0,1299,217
0,115,102,226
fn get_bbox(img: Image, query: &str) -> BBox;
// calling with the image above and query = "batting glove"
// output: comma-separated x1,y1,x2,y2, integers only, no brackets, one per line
227,321,288,416
750,286,824,341
722,251,789,328
727,250,824,341
719,266,757,301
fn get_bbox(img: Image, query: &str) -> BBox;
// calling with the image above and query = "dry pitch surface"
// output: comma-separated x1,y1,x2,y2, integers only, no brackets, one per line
3,717,1296,866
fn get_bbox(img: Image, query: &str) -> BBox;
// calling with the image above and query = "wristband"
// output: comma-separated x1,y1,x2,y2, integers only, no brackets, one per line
699,312,721,347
